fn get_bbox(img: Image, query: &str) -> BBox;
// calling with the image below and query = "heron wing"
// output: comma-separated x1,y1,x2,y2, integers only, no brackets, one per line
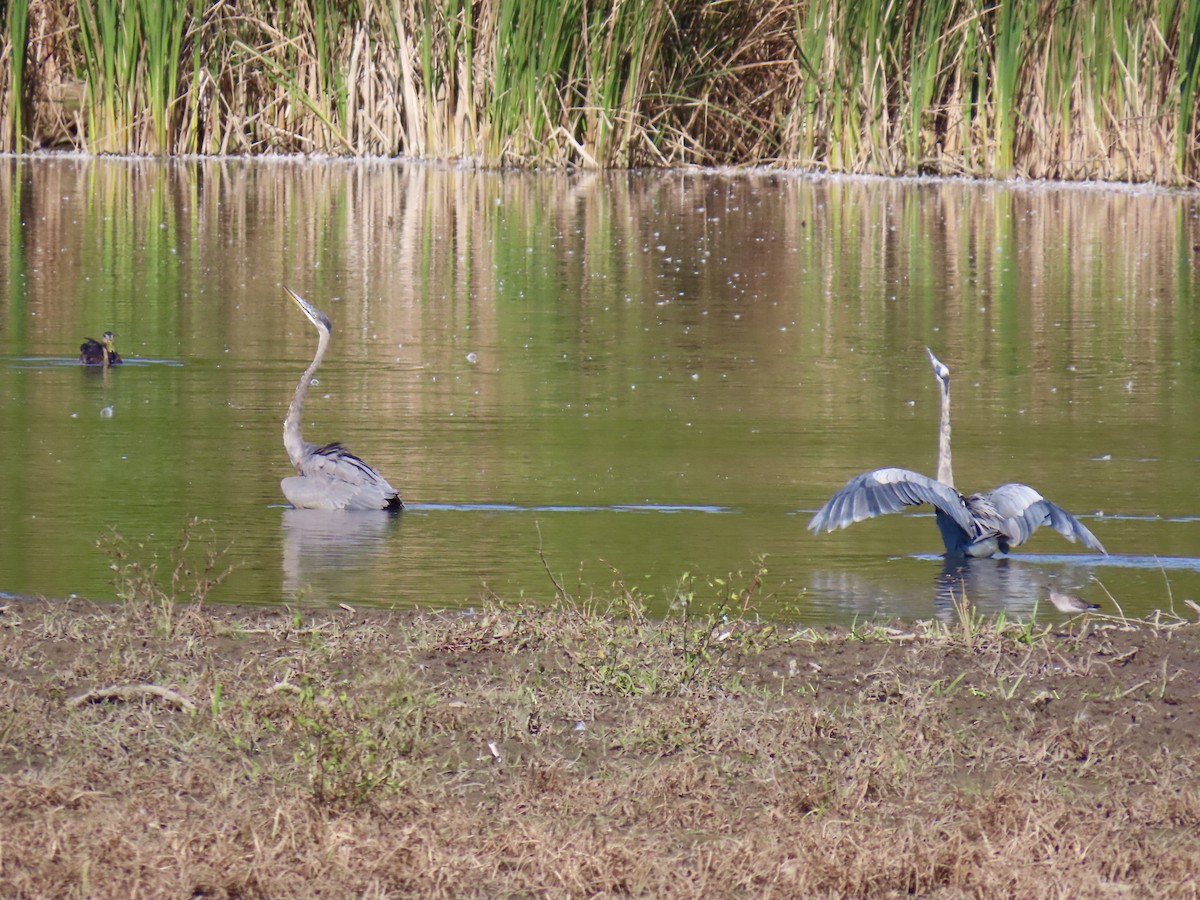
293,442,401,510
967,483,1106,553
808,468,976,536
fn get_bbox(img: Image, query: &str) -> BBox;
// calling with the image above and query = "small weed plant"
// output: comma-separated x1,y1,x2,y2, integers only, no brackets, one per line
97,517,239,636
288,683,431,807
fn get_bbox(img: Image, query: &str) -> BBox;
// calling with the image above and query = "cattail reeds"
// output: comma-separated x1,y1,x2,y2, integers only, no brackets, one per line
2,0,1200,182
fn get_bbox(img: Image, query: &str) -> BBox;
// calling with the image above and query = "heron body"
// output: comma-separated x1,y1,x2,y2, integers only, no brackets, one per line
80,332,122,366
281,287,402,511
808,348,1106,558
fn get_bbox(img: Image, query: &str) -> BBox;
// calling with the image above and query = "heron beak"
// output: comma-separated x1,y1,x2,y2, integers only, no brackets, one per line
925,347,949,380
284,285,335,339
284,286,318,323
284,285,307,311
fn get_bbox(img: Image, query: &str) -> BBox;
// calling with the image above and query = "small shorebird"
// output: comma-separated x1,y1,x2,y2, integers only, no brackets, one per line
1048,589,1100,613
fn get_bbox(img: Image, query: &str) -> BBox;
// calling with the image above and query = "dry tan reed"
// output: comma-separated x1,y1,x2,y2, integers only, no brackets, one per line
2,0,1200,181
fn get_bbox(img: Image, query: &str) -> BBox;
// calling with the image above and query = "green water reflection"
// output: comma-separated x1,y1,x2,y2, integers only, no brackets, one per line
0,157,1197,622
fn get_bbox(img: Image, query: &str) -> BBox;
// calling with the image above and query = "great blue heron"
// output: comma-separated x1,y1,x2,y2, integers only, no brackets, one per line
808,348,1106,558
79,332,122,366
280,286,403,511
1048,589,1100,613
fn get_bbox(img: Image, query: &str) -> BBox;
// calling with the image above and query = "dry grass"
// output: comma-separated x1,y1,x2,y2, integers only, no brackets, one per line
1,577,1198,897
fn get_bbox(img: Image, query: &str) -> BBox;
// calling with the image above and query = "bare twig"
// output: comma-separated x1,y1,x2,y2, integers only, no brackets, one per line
69,684,197,712
535,521,569,603
1091,578,1128,626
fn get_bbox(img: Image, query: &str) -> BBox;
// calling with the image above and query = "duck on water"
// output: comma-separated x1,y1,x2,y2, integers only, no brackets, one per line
79,332,122,367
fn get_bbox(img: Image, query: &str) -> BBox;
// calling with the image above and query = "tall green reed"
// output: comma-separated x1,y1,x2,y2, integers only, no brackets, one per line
77,0,141,152
410,0,480,158
486,0,575,163
905,0,956,170
1176,0,1200,174
789,1,831,166
2,0,31,151
988,0,1030,177
581,0,669,166
137,0,190,152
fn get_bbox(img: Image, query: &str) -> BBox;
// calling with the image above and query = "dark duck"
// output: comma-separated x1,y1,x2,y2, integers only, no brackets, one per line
79,332,122,367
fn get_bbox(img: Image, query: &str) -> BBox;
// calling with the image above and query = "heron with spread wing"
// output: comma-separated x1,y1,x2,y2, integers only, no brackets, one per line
808,348,1105,558
280,287,402,511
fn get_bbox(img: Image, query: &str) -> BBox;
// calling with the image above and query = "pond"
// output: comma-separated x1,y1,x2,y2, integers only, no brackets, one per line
0,156,1197,623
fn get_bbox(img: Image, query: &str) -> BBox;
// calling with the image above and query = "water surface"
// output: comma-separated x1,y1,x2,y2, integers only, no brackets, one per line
1,157,1197,623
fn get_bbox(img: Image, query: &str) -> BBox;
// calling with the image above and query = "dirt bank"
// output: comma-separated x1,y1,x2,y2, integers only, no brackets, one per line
0,593,1197,897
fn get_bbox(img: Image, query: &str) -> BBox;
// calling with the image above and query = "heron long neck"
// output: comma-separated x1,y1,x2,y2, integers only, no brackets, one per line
283,328,329,468
936,378,954,487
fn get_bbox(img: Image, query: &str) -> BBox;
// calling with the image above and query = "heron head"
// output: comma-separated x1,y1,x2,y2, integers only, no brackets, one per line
102,332,117,350
285,286,333,336
925,347,950,384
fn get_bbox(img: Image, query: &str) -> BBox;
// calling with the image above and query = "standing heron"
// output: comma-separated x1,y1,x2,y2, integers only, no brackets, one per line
280,286,403,511
79,332,122,366
808,348,1105,558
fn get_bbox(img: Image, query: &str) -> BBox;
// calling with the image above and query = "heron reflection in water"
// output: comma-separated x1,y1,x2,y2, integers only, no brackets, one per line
79,332,122,367
280,286,403,511
808,556,1102,618
809,348,1106,558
